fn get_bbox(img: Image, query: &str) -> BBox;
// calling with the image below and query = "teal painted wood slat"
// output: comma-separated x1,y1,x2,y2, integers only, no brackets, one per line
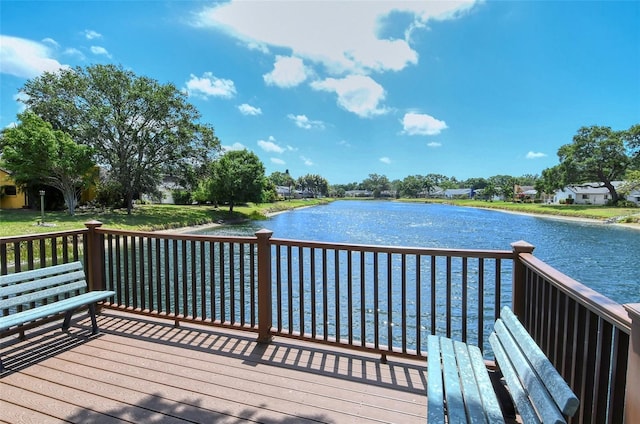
499,307,579,416
0,290,114,332
494,319,565,424
489,332,541,424
427,335,446,423
0,262,83,286
440,337,467,423
467,343,505,423
0,270,85,296
0,281,87,310
453,340,486,423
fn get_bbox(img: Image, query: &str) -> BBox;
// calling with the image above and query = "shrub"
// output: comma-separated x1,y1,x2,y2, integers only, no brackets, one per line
172,189,192,205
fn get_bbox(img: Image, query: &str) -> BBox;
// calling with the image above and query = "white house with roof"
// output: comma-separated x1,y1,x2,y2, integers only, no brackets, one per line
553,181,639,205
444,188,474,199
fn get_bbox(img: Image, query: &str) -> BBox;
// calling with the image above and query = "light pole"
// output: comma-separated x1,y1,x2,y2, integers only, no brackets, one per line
39,190,45,224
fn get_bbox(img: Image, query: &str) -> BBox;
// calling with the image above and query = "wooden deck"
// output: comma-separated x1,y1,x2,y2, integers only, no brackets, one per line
0,310,427,423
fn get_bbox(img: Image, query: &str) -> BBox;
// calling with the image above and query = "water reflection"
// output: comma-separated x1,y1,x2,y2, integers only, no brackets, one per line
195,201,640,304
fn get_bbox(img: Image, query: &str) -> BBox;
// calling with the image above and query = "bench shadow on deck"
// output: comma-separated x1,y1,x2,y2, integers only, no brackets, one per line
1,310,427,423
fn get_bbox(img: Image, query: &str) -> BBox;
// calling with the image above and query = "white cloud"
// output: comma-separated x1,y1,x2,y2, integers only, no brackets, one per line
286,145,297,151
238,103,262,115
90,46,112,58
427,141,442,147
258,136,285,153
0,35,68,78
311,75,388,118
84,30,102,40
42,38,59,48
287,114,324,130
263,55,309,88
271,158,286,165
185,72,236,99
526,151,547,159
222,142,246,151
380,157,391,164
63,48,85,60
402,112,448,136
194,2,476,75
301,156,314,166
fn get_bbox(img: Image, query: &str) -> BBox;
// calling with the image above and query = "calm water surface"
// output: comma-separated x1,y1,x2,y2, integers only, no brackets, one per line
198,200,639,304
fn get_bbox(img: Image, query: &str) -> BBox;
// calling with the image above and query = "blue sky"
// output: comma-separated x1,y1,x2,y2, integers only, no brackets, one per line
1,1,639,185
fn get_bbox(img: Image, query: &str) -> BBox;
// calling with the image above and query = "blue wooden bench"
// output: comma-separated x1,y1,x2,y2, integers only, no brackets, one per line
0,261,115,372
427,306,579,423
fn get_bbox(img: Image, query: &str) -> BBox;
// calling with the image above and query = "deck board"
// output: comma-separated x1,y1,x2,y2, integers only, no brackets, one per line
1,310,427,423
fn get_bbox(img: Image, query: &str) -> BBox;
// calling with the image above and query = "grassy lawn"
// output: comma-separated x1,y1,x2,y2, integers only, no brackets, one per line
0,199,330,237
2,197,638,238
416,198,640,222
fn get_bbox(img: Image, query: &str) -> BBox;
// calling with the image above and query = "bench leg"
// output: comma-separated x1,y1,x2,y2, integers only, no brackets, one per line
62,309,75,332
0,356,4,372
88,303,99,335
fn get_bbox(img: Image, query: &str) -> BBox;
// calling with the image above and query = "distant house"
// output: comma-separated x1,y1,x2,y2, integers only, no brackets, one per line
0,168,28,209
553,181,639,205
444,188,473,199
514,185,537,202
344,190,373,197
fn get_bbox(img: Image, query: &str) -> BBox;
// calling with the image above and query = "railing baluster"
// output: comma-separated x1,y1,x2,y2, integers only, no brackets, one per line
462,256,468,342
310,247,317,339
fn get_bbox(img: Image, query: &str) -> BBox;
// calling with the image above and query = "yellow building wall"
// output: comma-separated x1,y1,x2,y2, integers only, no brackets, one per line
0,169,28,209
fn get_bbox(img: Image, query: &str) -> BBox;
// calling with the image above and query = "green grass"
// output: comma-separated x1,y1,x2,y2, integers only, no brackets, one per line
0,199,331,237
406,198,639,222
2,197,637,238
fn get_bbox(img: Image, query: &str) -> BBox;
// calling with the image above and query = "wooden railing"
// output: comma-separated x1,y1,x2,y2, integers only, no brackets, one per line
1,222,638,422
0,229,87,275
512,242,636,424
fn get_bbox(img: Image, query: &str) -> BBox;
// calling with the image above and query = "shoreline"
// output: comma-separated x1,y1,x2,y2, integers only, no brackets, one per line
470,205,640,231
158,202,640,234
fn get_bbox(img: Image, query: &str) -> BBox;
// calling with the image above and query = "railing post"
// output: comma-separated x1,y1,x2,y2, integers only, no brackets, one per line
624,303,640,423
256,229,274,344
511,240,535,318
84,220,104,292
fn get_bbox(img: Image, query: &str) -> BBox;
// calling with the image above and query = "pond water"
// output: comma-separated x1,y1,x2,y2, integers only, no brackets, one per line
195,200,640,305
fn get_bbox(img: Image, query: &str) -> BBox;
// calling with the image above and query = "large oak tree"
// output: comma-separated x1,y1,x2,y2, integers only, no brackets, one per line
0,112,95,215
556,126,629,204
20,64,220,213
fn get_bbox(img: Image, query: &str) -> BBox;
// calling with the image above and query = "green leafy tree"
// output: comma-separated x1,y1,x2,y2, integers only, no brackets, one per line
206,149,265,213
535,166,564,199
297,174,329,198
399,175,426,198
361,173,390,198
557,126,629,204
19,64,220,213
488,175,517,202
625,124,640,169
619,169,640,198
0,112,95,215
270,170,296,199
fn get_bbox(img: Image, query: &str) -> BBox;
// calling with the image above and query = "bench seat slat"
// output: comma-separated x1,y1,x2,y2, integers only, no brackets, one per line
0,262,83,286
0,270,86,296
0,281,88,310
467,342,505,423
440,337,467,422
0,290,114,332
494,319,564,423
427,335,445,422
489,332,542,424
499,307,579,416
453,340,490,423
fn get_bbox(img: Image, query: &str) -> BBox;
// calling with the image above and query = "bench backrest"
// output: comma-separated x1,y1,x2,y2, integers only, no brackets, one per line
489,306,579,423
0,261,88,312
